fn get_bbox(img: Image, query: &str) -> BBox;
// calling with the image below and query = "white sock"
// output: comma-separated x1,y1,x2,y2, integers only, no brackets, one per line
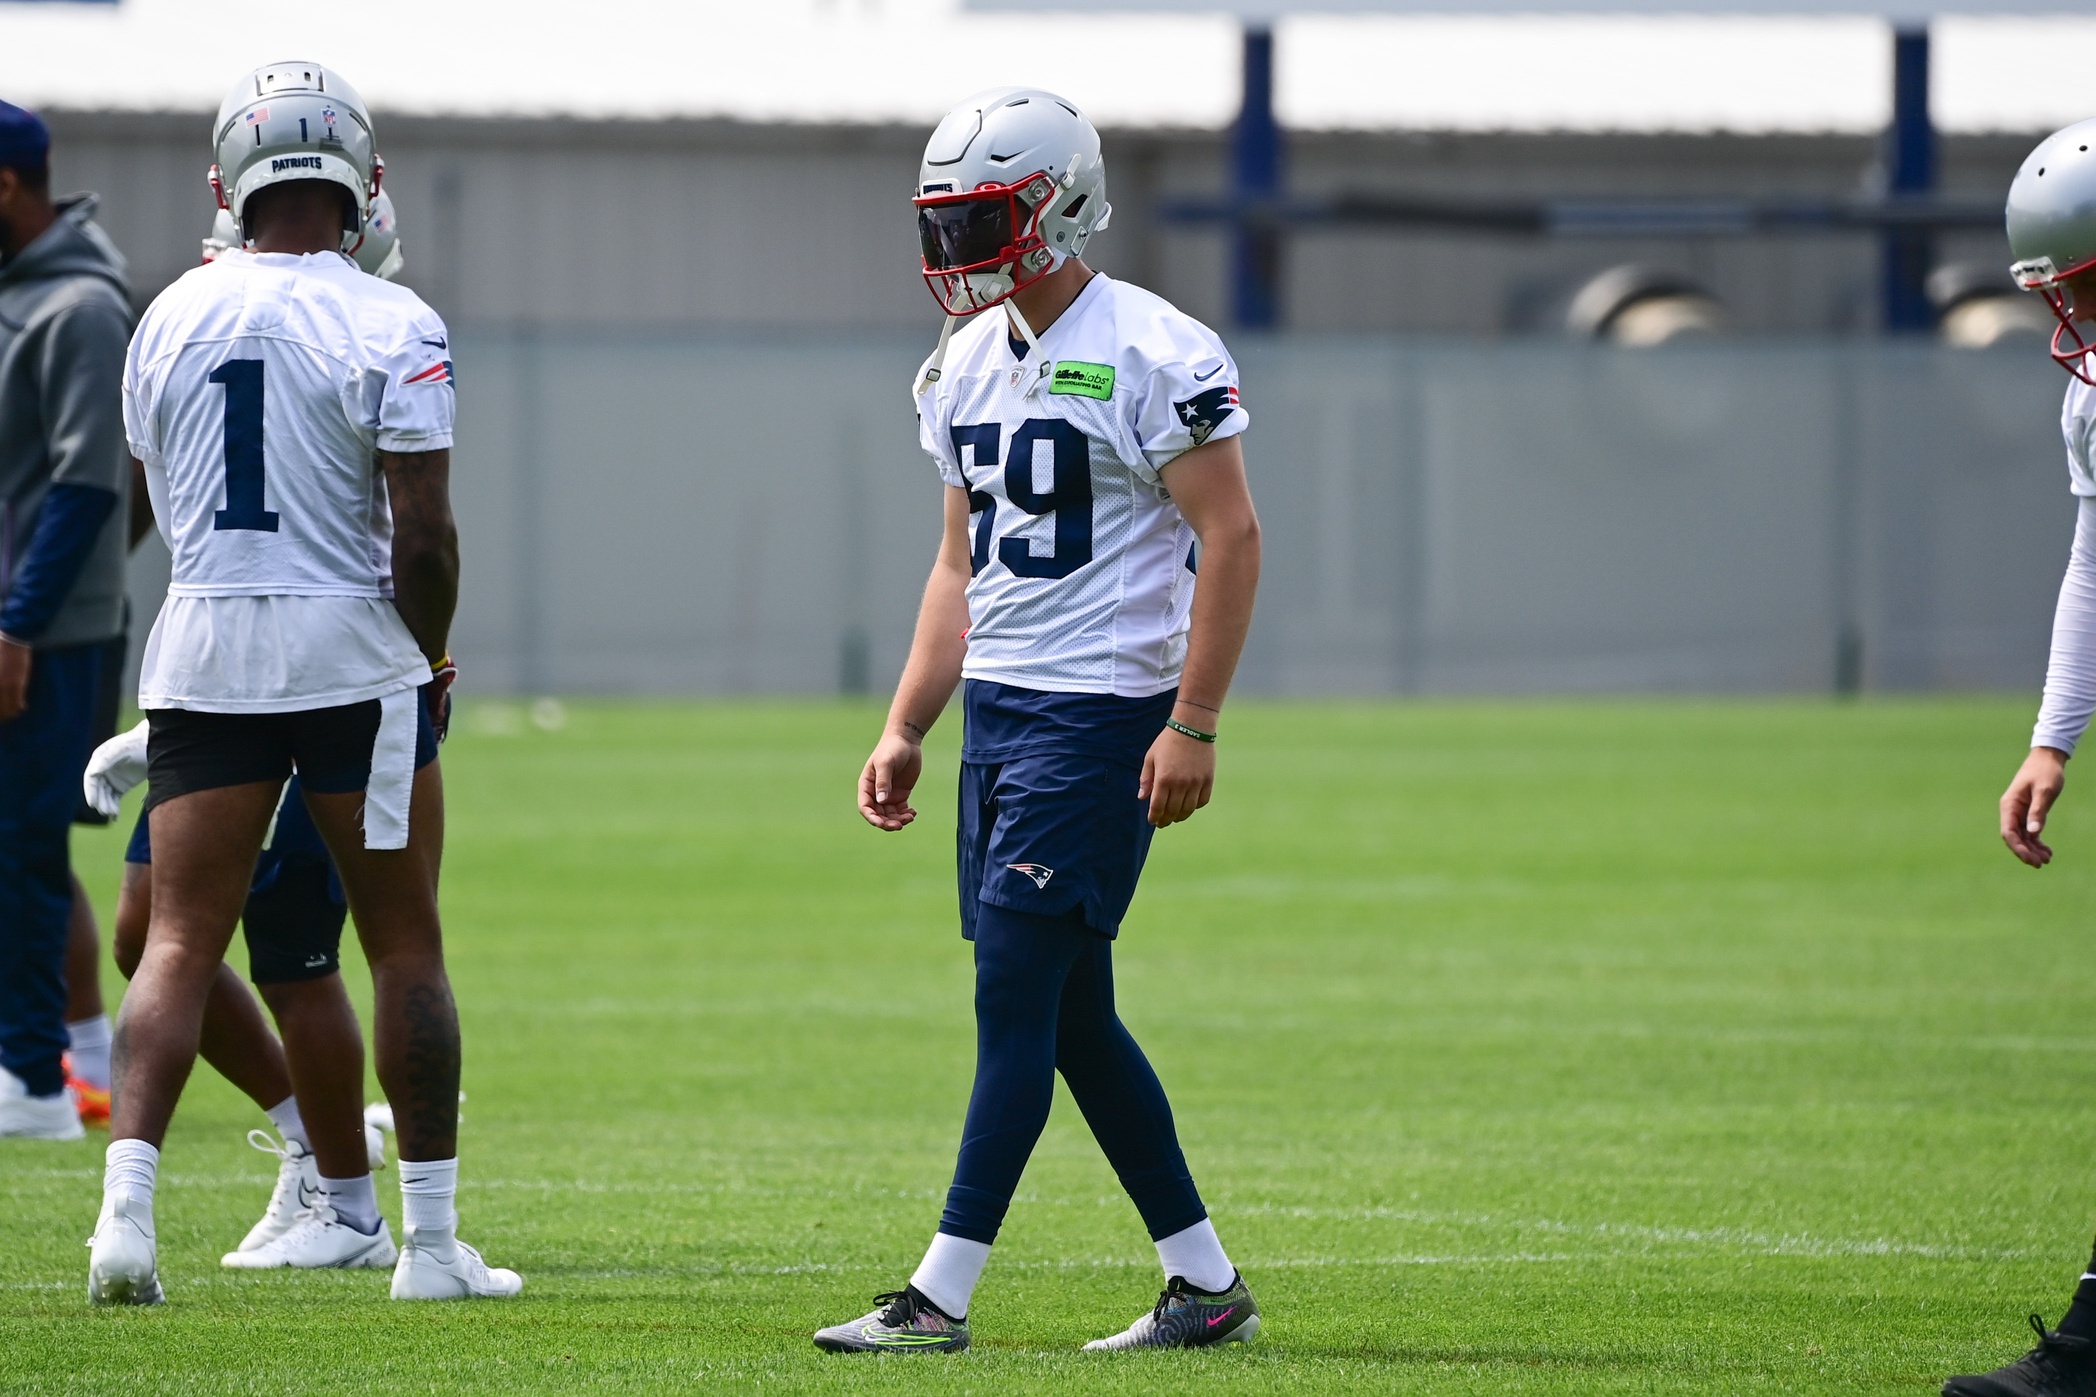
65,1015,112,1091
103,1138,159,1205
264,1096,310,1152
1154,1218,1235,1294
908,1233,992,1320
319,1173,381,1235
398,1157,459,1255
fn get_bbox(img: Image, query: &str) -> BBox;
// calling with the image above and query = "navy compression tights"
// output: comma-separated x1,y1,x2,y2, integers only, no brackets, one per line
937,902,1207,1246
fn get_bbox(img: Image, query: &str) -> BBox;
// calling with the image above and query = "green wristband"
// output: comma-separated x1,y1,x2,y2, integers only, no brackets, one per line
1164,717,1217,744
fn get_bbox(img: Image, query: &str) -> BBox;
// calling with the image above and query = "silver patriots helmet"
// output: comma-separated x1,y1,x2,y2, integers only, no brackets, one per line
201,207,240,262
210,60,380,250
2007,117,2096,384
346,189,403,279
913,87,1111,317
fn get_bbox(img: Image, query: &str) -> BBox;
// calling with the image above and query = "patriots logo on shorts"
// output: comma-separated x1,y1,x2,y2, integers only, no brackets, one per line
1007,863,1056,890
1173,384,1240,447
404,360,455,387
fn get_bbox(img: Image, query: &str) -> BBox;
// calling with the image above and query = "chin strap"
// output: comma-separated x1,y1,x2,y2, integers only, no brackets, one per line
914,312,960,399
1004,299,1051,397
914,268,1059,400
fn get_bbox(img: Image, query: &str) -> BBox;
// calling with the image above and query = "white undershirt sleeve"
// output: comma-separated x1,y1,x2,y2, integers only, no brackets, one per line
2032,496,2096,756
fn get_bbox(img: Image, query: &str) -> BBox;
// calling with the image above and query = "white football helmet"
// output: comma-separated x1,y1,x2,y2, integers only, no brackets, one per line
2007,116,2096,384
210,60,380,250
346,190,404,279
201,188,403,281
201,207,240,263
913,87,1111,318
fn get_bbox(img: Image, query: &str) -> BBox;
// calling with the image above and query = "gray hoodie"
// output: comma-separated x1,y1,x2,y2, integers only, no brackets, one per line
0,195,133,649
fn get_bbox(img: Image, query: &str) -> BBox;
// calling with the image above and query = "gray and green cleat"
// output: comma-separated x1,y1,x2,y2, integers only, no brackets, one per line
1084,1272,1261,1351
813,1286,970,1354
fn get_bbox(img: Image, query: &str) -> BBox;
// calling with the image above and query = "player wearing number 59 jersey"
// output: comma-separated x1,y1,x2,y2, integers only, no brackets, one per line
89,60,515,1310
818,88,1263,1358
921,274,1244,697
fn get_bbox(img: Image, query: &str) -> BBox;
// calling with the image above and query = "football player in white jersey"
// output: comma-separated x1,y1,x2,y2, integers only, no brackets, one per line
1951,120,2096,1397
814,89,1264,1355
72,190,411,1270
88,62,517,1305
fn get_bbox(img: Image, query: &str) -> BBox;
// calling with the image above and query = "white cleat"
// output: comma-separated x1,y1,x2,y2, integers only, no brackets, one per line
235,1130,318,1253
87,1193,164,1305
390,1227,523,1301
0,1071,86,1140
222,1204,397,1270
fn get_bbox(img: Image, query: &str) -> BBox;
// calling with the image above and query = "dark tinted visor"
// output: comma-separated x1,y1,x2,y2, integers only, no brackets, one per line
918,197,1013,271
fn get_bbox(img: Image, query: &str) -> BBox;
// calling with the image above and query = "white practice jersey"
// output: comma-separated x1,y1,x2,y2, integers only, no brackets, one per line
2066,374,2096,498
914,274,1247,697
2030,374,2096,754
124,250,453,711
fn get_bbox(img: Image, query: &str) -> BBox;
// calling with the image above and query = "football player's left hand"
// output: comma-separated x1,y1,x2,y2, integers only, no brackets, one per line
1141,725,1216,828
2002,745,2068,868
426,656,457,742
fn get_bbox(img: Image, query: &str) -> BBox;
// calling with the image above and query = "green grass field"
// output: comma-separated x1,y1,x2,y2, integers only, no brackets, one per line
4,697,2095,1393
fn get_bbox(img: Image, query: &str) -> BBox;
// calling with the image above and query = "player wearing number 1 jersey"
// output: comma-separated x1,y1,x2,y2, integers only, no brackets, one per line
815,88,1264,1355
88,61,516,1306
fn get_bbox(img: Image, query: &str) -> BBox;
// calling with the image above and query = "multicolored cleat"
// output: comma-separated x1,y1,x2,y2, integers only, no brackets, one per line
62,1055,109,1128
813,1286,969,1353
1083,1272,1261,1351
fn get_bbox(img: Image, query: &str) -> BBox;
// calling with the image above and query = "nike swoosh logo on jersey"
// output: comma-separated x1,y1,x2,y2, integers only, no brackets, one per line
421,337,447,349
1193,363,1225,381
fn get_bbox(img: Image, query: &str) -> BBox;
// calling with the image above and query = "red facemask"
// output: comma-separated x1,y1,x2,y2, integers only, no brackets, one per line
2030,254,2096,387
913,171,1059,316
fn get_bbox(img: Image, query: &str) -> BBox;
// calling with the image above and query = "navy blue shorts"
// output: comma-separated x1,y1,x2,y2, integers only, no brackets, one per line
127,772,350,984
956,680,1176,941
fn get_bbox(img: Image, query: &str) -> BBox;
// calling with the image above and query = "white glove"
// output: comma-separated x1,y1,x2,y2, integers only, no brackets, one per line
83,719,149,819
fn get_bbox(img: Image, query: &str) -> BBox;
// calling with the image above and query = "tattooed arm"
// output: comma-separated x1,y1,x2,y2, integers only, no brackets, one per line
379,448,459,666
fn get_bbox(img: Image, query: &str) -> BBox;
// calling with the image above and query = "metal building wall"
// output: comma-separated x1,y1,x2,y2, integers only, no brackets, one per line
63,111,2068,698
45,110,2036,336
116,332,2066,700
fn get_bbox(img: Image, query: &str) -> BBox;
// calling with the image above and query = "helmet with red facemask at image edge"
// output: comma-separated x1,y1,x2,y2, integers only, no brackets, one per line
2008,116,2096,385
345,189,403,279
913,87,1111,317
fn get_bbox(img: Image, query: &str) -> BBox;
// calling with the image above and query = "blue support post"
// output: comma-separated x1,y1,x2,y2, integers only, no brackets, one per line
1882,24,1936,333
1232,25,1281,330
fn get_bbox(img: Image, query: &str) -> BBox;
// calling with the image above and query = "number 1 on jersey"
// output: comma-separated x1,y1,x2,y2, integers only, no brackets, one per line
208,358,279,532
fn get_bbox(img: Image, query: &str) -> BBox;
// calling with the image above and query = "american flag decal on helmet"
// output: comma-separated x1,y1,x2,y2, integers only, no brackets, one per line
245,106,270,126
404,360,455,386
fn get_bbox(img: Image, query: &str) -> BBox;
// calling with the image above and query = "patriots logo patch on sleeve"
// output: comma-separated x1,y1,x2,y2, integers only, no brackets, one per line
1173,384,1240,447
404,360,455,387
